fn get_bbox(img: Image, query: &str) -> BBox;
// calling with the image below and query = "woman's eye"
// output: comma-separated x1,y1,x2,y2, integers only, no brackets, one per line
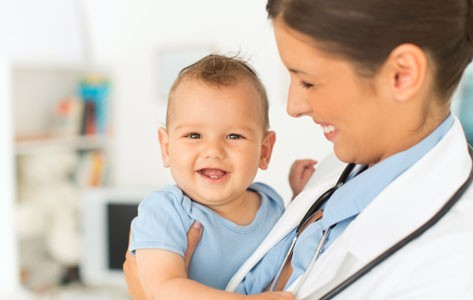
227,133,243,140
299,80,315,89
186,133,201,139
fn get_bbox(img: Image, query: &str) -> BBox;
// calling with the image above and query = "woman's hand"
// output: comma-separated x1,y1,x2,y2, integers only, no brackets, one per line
123,221,204,300
123,232,147,300
289,159,317,199
248,291,295,300
184,221,204,271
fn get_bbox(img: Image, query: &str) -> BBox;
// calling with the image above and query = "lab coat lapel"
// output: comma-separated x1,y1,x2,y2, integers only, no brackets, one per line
294,118,472,299
344,118,471,265
226,154,346,291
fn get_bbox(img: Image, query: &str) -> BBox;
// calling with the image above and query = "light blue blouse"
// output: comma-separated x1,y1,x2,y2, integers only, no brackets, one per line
129,182,284,290
236,114,454,294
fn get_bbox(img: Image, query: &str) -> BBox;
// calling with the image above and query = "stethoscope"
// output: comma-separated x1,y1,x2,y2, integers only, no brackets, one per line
272,146,473,299
269,163,357,292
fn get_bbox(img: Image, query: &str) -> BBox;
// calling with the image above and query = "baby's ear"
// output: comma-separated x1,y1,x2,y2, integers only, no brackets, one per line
158,127,170,168
259,131,276,170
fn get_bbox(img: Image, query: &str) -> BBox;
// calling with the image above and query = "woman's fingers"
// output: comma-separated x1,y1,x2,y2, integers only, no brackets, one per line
124,222,203,299
184,221,204,272
249,291,295,300
123,230,148,300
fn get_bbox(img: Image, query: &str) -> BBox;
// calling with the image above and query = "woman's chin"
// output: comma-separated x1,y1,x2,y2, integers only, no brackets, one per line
333,146,355,164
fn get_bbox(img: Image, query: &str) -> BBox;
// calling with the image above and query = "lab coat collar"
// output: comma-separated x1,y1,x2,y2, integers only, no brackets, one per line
322,113,454,229
344,117,472,264
293,117,472,299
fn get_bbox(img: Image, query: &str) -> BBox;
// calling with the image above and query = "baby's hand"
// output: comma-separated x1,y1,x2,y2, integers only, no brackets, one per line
289,159,317,199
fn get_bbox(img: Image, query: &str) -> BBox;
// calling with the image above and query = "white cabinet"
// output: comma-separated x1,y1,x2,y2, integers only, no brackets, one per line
11,61,113,186
3,59,114,291
0,58,20,295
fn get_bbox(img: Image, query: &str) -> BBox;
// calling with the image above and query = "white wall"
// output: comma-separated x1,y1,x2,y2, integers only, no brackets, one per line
0,0,86,62
0,58,20,294
85,0,332,200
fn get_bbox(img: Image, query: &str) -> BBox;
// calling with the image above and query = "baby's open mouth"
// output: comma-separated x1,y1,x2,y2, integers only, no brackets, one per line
198,168,228,179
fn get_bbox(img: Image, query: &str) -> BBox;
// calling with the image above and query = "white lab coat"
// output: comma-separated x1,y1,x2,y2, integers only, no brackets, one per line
227,117,473,299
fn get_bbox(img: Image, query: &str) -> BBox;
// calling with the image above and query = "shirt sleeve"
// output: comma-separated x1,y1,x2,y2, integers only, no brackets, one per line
250,182,285,211
129,186,193,257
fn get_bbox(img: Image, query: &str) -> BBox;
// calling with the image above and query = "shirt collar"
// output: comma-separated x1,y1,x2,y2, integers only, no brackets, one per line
320,113,455,229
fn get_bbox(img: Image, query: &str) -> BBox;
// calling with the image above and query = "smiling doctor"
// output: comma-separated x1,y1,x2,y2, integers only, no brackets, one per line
124,0,473,299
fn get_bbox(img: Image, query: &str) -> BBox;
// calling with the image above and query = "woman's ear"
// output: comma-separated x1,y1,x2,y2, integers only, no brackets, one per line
259,131,276,170
158,127,170,168
385,43,428,102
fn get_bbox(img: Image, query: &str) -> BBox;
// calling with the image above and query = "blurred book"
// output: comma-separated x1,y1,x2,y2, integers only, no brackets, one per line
76,151,108,187
81,101,97,135
79,75,110,135
48,73,110,138
51,96,84,137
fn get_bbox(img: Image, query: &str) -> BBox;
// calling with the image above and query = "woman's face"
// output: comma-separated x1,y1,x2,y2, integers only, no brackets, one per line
273,19,400,165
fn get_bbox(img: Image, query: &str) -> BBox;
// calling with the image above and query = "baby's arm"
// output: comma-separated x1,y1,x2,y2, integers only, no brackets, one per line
289,159,317,199
136,248,294,300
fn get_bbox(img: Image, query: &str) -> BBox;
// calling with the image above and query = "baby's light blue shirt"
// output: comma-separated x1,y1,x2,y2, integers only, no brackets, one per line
236,114,454,294
130,182,284,290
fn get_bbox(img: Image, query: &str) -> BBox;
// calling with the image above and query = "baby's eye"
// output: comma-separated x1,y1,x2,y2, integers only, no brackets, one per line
299,80,315,89
185,133,201,139
227,133,243,140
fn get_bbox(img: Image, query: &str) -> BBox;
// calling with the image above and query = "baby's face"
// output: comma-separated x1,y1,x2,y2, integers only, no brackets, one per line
158,80,274,209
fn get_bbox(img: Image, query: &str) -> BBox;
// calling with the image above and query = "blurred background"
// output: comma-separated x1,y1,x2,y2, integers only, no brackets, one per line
0,0,471,299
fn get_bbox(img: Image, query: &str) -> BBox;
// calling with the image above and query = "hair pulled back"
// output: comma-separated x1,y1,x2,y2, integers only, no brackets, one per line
267,0,473,100
468,0,473,44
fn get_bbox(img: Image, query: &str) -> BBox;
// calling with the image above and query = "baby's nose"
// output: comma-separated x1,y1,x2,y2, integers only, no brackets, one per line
201,140,225,159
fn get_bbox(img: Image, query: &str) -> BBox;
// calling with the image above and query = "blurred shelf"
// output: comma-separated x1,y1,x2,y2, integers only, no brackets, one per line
15,134,110,156
5,284,129,300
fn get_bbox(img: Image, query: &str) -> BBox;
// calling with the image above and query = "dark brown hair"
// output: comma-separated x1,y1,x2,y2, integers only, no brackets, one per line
167,54,270,129
267,0,473,101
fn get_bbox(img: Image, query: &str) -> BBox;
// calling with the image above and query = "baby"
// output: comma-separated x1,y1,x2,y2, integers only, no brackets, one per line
129,54,312,300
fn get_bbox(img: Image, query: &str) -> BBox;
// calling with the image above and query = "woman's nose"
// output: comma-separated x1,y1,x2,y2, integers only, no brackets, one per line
286,82,312,118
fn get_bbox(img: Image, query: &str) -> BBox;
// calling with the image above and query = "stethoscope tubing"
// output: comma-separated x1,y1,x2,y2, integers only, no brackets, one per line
269,163,356,292
268,235,297,291
292,225,334,296
318,145,473,300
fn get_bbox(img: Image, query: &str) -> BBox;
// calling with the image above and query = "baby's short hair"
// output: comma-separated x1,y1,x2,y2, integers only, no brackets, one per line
167,54,270,130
